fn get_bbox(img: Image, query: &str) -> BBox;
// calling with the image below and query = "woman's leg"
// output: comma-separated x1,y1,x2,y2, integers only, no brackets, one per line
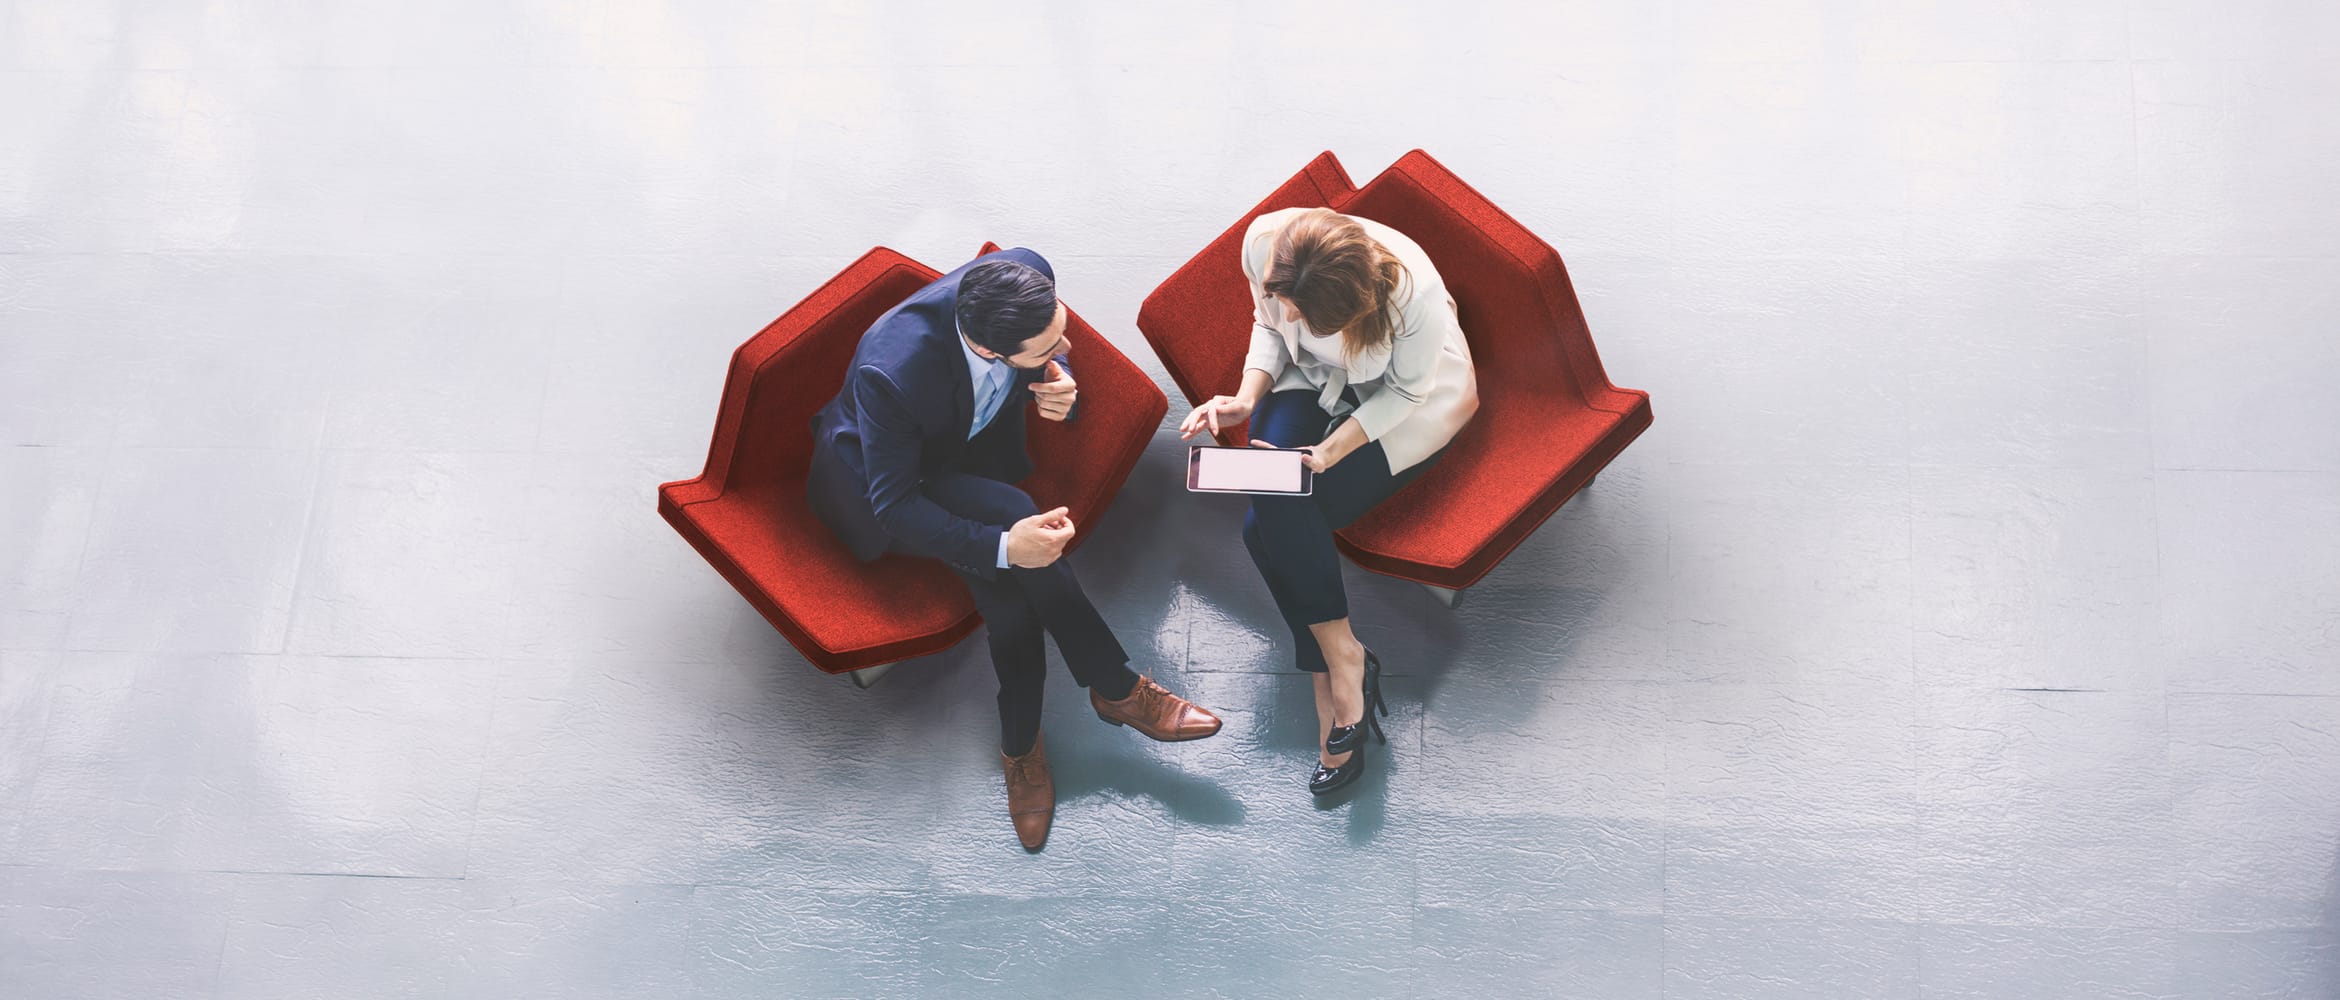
1248,391,1451,771
1308,620,1367,765
1311,672,1338,767
1287,440,1451,765
1242,392,1365,766
1243,512,1328,673
1244,389,1342,674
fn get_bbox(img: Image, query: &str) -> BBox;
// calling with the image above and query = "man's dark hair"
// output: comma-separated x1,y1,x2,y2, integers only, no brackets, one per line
954,260,1057,355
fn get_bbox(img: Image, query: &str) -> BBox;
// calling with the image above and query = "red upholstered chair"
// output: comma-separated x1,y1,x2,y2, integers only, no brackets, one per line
1136,150,1653,600
659,244,1168,680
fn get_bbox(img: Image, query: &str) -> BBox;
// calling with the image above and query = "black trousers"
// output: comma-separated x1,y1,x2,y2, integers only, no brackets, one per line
903,473,1135,755
1243,388,1442,673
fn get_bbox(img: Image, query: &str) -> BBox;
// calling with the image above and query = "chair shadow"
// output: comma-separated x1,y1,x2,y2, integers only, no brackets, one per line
1263,676,1393,844
1173,484,1621,702
2321,838,2340,989
712,434,1636,850
1164,468,1631,846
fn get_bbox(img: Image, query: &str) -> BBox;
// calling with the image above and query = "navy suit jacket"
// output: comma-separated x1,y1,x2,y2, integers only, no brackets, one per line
806,247,1072,578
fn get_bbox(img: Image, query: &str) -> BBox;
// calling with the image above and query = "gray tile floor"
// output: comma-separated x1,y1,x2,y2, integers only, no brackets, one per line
4,2,2338,997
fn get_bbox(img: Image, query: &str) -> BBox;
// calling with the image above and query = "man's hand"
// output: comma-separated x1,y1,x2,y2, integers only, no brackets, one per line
1032,360,1076,422
1005,507,1076,568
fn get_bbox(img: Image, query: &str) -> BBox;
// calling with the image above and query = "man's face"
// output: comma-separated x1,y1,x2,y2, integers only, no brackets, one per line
973,301,1070,370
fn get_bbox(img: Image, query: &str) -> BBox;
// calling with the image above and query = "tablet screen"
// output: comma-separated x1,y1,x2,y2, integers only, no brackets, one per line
1194,447,1306,493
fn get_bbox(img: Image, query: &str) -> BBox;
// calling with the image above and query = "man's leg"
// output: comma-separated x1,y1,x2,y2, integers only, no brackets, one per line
916,474,1137,699
949,566,1048,756
918,472,1219,745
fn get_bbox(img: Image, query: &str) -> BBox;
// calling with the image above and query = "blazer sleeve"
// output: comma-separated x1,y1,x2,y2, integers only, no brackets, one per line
850,363,1005,577
1348,280,1454,444
1239,220,1292,380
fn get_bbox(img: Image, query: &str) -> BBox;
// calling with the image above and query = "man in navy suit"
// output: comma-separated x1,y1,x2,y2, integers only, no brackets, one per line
808,247,1222,850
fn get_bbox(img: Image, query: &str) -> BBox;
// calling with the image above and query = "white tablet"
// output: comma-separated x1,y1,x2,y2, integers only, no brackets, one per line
1187,445,1314,496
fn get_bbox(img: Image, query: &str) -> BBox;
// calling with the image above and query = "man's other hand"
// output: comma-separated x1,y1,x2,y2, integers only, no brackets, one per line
1032,360,1076,422
1005,507,1075,567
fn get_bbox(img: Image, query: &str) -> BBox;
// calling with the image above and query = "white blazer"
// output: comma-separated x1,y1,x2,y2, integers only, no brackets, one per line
1240,207,1479,474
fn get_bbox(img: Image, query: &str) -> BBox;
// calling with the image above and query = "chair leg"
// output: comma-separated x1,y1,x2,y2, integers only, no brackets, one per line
1425,585,1466,609
846,662,897,689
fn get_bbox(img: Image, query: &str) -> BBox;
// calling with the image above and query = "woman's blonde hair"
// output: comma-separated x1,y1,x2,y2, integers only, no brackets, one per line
1261,208,1410,359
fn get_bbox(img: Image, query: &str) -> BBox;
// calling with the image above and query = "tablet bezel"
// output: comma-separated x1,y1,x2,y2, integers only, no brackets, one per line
1186,444,1315,496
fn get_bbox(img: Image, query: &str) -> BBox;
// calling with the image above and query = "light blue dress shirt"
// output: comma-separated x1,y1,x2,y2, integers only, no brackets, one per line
959,328,1016,570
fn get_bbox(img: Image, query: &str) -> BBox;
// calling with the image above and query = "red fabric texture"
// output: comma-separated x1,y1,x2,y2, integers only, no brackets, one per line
658,246,1169,673
1136,150,1654,590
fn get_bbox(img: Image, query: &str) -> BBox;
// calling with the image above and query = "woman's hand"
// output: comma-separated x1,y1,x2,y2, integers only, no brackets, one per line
1249,435,1350,473
1179,394,1255,440
1251,416,1365,472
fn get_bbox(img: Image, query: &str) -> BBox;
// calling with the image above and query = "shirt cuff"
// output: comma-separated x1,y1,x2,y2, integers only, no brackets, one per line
1351,385,1422,443
995,530,1012,570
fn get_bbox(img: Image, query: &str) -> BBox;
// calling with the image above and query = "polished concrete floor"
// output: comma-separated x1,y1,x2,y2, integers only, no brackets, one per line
4,2,2339,998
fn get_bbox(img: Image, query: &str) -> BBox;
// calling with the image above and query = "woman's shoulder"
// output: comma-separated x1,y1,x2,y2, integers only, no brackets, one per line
1352,217,1447,318
1354,217,1438,279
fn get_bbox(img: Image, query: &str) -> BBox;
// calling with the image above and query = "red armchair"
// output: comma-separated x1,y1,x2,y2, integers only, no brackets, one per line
1137,150,1652,596
659,245,1168,676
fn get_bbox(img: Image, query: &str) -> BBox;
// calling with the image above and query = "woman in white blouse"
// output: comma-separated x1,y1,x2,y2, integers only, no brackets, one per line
1178,207,1478,797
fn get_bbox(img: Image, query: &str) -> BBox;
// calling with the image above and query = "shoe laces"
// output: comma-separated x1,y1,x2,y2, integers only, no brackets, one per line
1005,748,1047,785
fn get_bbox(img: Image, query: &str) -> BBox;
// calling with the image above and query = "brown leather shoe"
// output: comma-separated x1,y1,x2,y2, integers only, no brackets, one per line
1091,674,1223,742
1000,732,1054,851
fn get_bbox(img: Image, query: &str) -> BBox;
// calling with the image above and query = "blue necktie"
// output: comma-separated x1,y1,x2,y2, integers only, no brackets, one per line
969,362,1010,438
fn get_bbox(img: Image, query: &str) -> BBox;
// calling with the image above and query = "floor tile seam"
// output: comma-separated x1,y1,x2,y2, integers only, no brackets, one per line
1910,684,2164,697
1901,460,2159,474
1403,805,1672,832
0,249,881,262
0,863,473,881
9,249,2330,262
0,865,1007,897
25,444,609,459
0,55,2184,73
1907,916,2232,935
1411,899,1667,916
271,448,338,661
31,648,530,664
455,660,510,882
2162,690,2340,701
16,430,118,803
2150,465,2340,475
1659,415,1676,928
1658,456,1915,470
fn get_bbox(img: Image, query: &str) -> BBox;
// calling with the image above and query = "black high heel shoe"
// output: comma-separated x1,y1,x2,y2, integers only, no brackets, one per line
1324,648,1387,756
1309,739,1366,796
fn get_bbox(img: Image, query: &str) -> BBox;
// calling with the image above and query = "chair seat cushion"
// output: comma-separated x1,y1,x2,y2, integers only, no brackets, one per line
666,480,980,663
1337,392,1649,584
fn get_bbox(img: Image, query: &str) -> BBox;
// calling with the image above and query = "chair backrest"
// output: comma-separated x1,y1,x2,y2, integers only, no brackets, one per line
1344,152,1593,412
1137,152,1358,415
714,250,940,495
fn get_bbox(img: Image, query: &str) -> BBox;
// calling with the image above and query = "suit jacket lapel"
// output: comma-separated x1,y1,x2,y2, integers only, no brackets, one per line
935,286,976,441
950,357,976,440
